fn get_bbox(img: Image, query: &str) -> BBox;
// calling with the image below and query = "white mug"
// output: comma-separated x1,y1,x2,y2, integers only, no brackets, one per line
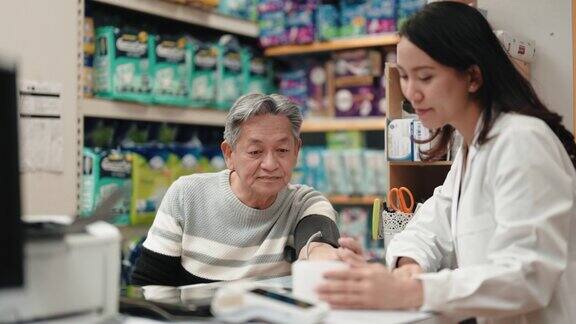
292,260,349,302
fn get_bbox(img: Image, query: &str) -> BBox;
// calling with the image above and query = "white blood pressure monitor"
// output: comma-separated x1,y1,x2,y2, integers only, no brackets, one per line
211,283,329,324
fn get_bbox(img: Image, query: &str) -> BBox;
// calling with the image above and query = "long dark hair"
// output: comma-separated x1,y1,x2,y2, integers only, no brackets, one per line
400,2,576,168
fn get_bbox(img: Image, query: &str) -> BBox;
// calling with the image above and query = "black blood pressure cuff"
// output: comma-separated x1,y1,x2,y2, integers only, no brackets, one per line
294,215,340,258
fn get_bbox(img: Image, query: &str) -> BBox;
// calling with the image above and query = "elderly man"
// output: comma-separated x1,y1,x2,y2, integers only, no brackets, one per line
131,94,340,286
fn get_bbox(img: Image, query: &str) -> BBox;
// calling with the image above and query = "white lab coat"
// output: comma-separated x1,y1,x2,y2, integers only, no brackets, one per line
386,113,576,324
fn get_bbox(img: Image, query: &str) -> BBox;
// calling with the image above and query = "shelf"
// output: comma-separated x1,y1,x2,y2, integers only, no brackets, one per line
328,195,379,205
91,0,258,37
389,161,453,166
264,34,400,57
301,117,386,132
81,98,227,126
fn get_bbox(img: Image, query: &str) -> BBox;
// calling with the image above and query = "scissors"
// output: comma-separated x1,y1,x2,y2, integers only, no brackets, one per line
387,187,415,214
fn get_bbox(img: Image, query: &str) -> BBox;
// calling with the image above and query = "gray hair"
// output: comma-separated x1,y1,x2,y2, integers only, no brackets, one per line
223,93,303,148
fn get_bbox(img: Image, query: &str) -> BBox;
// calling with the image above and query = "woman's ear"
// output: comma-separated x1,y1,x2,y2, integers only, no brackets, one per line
467,65,483,93
221,141,234,170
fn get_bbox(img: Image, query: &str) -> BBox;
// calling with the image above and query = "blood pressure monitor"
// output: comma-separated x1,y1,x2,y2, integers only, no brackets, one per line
211,282,329,324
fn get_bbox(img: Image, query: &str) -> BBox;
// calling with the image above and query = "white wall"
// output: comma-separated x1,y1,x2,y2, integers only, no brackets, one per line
478,0,573,131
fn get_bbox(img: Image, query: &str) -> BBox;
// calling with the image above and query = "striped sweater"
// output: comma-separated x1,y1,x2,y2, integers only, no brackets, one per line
132,169,339,286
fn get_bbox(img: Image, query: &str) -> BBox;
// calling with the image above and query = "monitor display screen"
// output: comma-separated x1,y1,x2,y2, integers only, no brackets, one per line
0,62,23,288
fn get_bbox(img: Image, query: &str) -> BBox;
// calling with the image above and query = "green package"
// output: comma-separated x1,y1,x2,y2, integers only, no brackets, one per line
80,148,132,226
189,42,218,107
215,35,247,110
244,55,273,95
94,25,154,104
130,147,175,225
151,35,191,107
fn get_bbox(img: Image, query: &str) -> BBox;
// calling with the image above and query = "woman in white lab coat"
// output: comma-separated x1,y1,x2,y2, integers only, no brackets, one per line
317,2,576,323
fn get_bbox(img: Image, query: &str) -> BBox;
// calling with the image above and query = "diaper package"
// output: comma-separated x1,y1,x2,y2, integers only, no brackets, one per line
94,25,154,103
129,146,175,225
216,35,247,110
244,52,274,95
80,148,132,225
151,34,191,106
189,41,218,107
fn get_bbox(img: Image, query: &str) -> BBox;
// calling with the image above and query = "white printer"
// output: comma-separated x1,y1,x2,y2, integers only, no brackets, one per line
0,221,121,322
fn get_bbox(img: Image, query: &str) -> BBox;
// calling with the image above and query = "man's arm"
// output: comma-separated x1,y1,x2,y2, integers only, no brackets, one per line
131,247,214,286
294,215,340,260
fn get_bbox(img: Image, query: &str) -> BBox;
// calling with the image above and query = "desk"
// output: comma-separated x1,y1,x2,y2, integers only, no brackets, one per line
121,276,443,324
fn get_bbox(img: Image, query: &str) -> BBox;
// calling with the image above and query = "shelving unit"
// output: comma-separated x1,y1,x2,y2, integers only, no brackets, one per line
327,195,380,206
82,99,227,126
0,0,258,216
264,34,399,57
301,117,386,132
91,0,258,37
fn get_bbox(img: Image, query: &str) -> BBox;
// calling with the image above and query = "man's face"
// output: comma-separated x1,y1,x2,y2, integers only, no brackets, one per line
222,114,301,199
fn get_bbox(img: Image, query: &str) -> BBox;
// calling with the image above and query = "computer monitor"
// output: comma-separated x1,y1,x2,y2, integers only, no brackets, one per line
0,61,23,289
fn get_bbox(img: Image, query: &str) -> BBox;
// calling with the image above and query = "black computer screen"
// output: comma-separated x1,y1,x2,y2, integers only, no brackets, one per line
0,63,23,288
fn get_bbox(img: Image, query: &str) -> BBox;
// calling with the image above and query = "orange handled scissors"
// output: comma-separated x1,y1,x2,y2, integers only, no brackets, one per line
387,187,414,214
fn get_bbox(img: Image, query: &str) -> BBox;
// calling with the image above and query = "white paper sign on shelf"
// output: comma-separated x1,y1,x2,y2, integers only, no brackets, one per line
19,80,64,173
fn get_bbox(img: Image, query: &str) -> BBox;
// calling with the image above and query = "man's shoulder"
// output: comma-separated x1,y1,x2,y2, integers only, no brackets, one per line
286,183,328,202
171,170,226,193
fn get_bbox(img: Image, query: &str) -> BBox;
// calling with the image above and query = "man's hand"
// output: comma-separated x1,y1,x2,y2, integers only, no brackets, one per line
298,242,339,261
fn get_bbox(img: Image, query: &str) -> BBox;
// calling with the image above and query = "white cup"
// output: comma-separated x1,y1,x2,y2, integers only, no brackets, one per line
292,260,349,302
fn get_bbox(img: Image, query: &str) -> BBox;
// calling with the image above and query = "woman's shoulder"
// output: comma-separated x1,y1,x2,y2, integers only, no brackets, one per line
490,112,554,141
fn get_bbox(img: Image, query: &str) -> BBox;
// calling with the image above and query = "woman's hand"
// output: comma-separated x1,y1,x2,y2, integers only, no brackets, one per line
392,263,423,279
317,263,424,310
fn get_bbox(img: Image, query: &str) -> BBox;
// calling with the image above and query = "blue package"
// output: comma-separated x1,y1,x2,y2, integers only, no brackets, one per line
286,7,315,44
397,0,426,29
367,0,397,34
316,4,340,40
258,10,287,48
339,0,367,38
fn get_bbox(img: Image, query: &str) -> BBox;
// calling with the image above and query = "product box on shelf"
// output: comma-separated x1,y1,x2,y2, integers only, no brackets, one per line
215,35,247,110
306,62,330,117
80,148,132,226
334,85,376,117
286,6,315,45
151,34,192,107
366,0,397,34
387,118,413,161
258,0,287,48
333,49,382,78
412,120,431,161
339,0,367,38
189,41,219,107
128,146,174,225
94,25,154,104
244,53,274,95
316,4,340,40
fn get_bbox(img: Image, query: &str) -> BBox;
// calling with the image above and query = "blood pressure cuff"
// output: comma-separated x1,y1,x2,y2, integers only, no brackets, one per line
294,214,340,259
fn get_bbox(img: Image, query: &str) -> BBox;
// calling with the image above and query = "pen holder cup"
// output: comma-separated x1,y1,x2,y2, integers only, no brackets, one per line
380,211,413,248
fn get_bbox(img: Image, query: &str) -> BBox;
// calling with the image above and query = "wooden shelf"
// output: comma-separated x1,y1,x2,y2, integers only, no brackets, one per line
264,34,400,57
81,98,227,126
301,117,386,132
389,161,453,167
91,0,258,37
328,195,380,205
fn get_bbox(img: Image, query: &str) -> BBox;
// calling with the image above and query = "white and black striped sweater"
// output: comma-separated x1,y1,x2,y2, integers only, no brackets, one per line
131,169,339,286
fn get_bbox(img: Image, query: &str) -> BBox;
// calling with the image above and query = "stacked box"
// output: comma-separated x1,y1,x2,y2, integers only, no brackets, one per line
94,26,154,103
